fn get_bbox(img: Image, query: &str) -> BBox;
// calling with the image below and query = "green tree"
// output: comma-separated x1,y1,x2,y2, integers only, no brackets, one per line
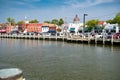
107,19,116,24
106,12,120,26
29,19,39,23
86,19,99,30
58,18,64,26
44,21,51,23
51,19,59,25
17,20,25,25
7,17,15,25
106,19,114,24
113,12,120,26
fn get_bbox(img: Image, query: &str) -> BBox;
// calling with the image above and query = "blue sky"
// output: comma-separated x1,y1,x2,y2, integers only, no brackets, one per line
0,0,120,23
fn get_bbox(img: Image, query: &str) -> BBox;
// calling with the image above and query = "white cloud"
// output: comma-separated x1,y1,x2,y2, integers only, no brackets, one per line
64,0,115,8
0,0,119,23
14,0,39,8
15,0,41,5
22,0,41,2
15,1,27,5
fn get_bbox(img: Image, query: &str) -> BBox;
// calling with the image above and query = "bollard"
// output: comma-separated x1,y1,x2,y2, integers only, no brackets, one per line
103,36,105,45
88,33,90,44
111,35,113,45
0,68,25,80
95,37,97,44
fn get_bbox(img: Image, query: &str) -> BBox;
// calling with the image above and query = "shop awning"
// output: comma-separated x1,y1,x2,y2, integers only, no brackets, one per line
48,30,56,33
83,27,89,31
0,29,6,33
70,28,75,31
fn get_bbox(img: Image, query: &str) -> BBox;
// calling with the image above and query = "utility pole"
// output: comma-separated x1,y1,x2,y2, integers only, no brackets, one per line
83,14,88,33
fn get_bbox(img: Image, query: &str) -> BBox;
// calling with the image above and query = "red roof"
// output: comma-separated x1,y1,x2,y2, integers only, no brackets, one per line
98,21,105,25
22,23,56,27
26,23,43,27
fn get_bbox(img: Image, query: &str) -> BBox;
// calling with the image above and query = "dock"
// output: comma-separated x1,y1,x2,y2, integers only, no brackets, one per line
0,34,120,45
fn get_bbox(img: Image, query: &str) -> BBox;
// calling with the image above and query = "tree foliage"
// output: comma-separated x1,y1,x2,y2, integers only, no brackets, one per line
44,21,51,23
7,17,15,25
107,12,120,26
29,19,39,23
56,28,62,32
106,19,115,24
44,18,64,26
113,12,120,26
51,19,59,25
58,18,64,26
86,19,99,30
17,20,25,25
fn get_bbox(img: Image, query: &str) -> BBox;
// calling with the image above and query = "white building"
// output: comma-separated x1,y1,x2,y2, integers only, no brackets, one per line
104,23,119,33
68,23,83,33
42,26,49,33
62,15,83,34
98,21,107,27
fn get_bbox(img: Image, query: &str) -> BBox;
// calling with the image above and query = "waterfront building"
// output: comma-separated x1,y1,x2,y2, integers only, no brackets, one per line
42,23,56,33
22,23,56,33
98,21,107,27
48,24,56,33
22,23,42,32
0,23,7,33
42,23,49,33
104,23,119,33
6,24,12,33
62,15,83,34
18,25,23,32
6,24,21,33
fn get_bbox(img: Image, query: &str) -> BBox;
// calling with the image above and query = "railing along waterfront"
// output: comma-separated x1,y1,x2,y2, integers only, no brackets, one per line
0,34,120,45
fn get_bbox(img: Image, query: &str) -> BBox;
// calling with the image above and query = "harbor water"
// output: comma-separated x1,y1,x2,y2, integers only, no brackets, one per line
0,38,120,80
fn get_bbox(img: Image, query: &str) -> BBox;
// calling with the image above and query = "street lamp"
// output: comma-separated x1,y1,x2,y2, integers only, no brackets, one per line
83,14,88,33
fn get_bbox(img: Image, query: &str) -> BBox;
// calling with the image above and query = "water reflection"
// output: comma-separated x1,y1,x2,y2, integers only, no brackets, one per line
0,38,120,80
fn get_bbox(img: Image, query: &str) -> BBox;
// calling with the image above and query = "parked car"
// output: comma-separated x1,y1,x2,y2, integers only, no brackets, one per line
113,33,120,39
95,33,103,39
0,29,6,33
27,32,35,35
9,31,19,35
84,33,89,37
106,32,112,39
90,32,96,36
78,33,83,38
51,33,56,36
46,33,51,36
38,32,43,36
33,32,38,36
58,32,64,37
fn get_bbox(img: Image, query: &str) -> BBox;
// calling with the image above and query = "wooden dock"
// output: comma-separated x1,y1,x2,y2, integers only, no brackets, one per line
0,34,120,45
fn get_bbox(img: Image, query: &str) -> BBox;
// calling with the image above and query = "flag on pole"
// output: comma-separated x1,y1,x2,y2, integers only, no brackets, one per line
25,16,27,20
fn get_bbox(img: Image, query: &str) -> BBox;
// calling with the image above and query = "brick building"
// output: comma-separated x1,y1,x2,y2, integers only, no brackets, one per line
5,23,56,33
22,23,56,33
22,23,42,32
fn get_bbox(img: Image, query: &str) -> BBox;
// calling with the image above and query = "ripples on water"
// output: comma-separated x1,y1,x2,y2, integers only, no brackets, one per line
0,38,120,80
